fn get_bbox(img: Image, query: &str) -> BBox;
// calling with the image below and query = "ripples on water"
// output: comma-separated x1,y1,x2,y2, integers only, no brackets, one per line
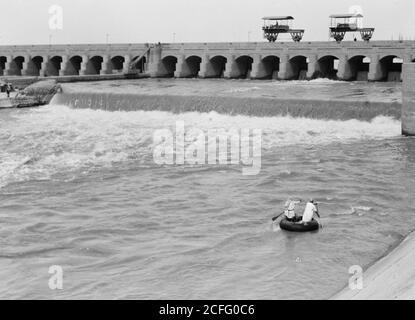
0,79,414,299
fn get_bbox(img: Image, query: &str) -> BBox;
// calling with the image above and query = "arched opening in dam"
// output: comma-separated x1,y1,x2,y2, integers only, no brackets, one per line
412,58,415,62
288,55,308,80
261,55,280,79
109,56,125,74
347,55,370,81
85,56,104,75
234,55,253,79
131,56,146,73
8,56,25,76
161,56,177,77
315,55,339,79
208,55,227,78
26,56,43,76
379,55,403,82
183,56,202,78
47,56,62,76
0,56,6,76
66,56,83,76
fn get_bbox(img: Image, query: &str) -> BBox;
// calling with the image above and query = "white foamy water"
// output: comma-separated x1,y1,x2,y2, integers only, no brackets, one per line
0,105,401,189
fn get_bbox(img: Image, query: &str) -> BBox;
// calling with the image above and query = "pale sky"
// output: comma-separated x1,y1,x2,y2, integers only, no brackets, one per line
0,0,414,45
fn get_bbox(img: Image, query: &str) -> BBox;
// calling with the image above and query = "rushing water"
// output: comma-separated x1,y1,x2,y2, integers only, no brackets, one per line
0,79,414,300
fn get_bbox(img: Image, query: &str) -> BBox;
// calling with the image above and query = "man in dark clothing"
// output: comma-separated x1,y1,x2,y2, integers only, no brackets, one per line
6,83,12,98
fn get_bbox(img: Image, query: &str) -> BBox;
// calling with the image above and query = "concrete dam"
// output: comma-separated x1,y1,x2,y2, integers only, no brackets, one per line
2,41,415,136
1,41,415,81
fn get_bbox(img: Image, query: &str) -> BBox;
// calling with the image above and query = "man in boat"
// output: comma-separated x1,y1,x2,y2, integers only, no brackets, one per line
300,199,320,224
284,199,302,222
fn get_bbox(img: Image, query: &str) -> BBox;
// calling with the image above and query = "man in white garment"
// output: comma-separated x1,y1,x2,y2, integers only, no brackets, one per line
284,199,301,222
301,199,320,224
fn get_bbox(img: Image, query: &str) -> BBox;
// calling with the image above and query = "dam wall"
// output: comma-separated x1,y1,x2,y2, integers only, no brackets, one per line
1,41,415,81
0,43,150,77
148,41,415,81
51,85,401,121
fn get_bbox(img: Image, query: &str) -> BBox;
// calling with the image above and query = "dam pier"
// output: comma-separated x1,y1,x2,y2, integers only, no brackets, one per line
403,63,415,136
1,41,415,81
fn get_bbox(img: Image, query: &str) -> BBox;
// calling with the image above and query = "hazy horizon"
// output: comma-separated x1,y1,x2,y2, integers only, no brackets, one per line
0,0,414,45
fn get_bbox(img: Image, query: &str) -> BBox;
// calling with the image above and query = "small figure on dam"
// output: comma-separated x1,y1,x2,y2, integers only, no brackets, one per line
6,83,13,98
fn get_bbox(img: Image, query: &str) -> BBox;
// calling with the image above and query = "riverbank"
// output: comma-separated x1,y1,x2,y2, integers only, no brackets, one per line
333,231,415,300
0,95,46,109
0,80,61,109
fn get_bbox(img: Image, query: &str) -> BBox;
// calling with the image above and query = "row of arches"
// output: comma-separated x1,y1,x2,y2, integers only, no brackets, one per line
0,55,146,76
343,55,405,81
158,54,413,81
1,54,414,80
313,55,405,81
161,55,254,78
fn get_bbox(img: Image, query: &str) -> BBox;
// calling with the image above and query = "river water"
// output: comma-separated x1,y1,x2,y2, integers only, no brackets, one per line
0,79,414,299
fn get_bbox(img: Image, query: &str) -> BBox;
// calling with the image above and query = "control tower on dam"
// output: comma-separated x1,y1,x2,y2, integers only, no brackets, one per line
1,41,415,81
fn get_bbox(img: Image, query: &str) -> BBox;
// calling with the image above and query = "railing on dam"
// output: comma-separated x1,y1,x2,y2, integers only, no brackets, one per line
159,40,415,50
1,41,414,81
